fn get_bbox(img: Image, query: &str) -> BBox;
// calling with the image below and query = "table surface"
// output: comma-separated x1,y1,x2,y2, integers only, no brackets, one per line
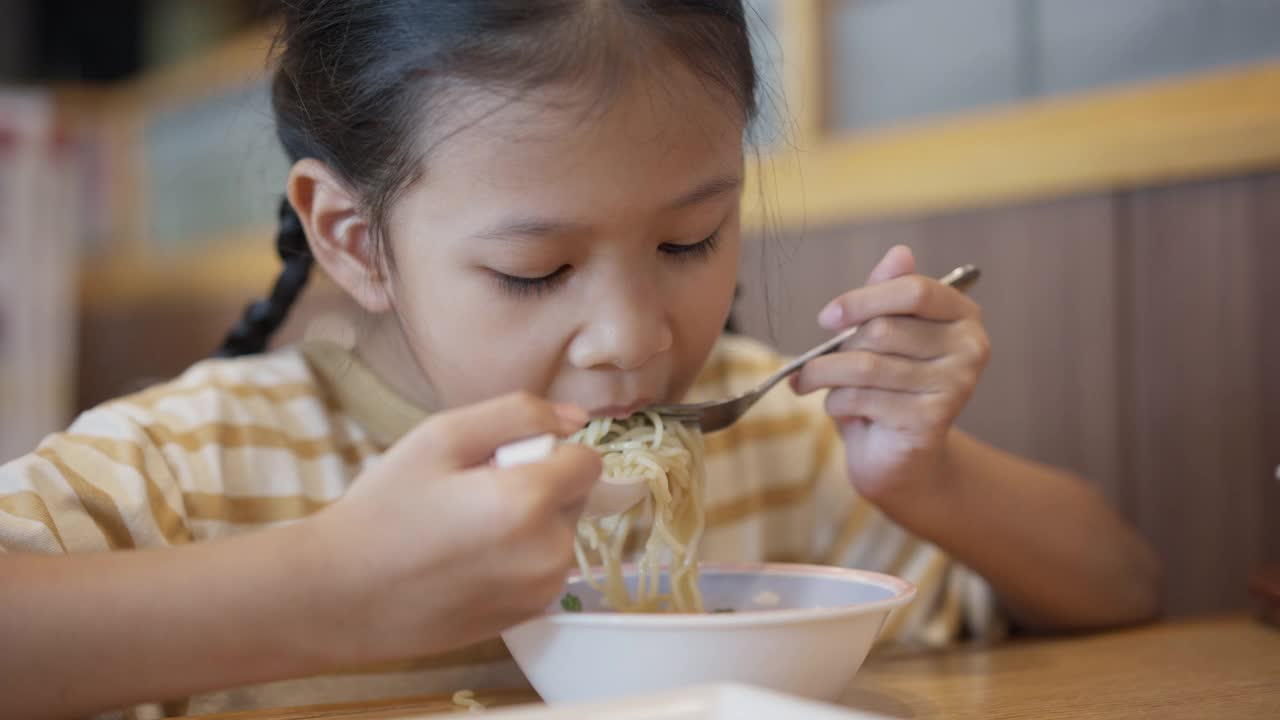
183,615,1279,719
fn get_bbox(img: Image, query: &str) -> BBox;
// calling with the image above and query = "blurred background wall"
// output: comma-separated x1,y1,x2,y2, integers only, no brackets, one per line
1,0,1276,620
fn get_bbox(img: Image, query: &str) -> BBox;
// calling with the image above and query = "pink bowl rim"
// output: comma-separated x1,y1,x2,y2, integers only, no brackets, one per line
529,561,917,629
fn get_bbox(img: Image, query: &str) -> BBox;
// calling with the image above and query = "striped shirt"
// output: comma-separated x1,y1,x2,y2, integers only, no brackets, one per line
0,335,1001,719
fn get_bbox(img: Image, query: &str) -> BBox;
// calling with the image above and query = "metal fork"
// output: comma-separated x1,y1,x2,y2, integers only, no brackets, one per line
645,264,981,433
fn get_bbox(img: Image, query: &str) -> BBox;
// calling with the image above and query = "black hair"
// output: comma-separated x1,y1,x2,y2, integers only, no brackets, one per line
214,198,312,356
217,0,760,356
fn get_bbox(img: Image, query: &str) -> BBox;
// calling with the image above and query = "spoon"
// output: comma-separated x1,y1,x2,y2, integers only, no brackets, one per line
644,264,981,433
494,433,647,518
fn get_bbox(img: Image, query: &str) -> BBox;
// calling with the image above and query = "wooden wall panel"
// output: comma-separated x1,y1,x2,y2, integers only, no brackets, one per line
736,196,1127,506
76,281,349,411
78,295,241,407
1255,177,1280,567
1125,174,1272,616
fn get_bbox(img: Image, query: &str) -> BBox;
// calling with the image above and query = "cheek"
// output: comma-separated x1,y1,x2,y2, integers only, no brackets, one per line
691,228,741,327
669,231,741,376
391,263,570,407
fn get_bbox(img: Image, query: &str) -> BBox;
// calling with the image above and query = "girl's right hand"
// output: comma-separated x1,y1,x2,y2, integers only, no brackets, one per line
299,392,601,665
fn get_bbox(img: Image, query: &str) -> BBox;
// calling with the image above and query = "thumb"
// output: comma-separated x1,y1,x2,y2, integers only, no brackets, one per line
406,393,588,471
866,245,916,285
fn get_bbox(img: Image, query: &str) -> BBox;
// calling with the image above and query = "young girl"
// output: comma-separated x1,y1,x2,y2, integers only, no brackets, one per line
0,2,1160,718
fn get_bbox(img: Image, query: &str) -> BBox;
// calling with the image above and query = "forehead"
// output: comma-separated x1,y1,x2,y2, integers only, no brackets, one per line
413,60,746,222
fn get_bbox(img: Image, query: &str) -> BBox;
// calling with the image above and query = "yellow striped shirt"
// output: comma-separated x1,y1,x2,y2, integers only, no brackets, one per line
0,335,1000,719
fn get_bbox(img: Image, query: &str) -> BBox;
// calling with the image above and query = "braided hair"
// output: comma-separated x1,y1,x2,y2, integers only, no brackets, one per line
214,198,313,356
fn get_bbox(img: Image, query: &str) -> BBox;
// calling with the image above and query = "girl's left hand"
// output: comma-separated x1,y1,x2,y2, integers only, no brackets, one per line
790,245,990,507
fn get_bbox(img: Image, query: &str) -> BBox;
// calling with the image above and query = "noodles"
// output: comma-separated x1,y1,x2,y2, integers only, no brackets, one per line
451,689,484,712
569,412,706,613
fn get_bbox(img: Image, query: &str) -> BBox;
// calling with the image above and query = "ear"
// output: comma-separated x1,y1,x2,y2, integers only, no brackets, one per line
287,159,393,313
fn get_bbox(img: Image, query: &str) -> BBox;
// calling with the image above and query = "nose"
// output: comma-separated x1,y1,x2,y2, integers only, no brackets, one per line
567,277,673,371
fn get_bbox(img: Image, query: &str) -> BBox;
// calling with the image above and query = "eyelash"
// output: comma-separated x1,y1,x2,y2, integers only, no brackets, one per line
659,231,721,261
493,264,571,298
493,232,722,297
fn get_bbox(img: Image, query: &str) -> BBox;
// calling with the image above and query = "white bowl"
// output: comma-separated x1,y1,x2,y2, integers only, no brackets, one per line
501,563,916,704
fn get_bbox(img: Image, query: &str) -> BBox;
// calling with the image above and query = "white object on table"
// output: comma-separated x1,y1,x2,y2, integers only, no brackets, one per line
459,683,891,720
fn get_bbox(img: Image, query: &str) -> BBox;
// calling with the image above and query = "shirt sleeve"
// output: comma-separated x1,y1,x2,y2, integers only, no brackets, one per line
0,403,191,553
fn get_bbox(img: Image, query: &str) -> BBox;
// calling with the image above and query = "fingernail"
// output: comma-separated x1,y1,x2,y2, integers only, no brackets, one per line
818,303,843,329
553,403,589,431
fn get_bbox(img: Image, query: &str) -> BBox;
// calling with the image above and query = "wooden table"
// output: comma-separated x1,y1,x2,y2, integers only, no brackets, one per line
185,616,1278,719
843,615,1278,719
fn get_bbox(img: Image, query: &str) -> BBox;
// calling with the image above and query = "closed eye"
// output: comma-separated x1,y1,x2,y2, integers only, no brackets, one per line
492,265,571,297
659,232,720,261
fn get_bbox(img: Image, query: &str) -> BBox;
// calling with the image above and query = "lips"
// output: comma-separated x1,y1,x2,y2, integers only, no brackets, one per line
588,400,652,419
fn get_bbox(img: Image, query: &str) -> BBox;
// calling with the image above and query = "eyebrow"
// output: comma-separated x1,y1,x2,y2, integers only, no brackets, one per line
665,174,743,210
471,174,743,243
471,218,580,243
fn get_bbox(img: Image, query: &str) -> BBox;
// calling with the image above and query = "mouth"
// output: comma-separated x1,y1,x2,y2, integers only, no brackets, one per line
588,400,652,419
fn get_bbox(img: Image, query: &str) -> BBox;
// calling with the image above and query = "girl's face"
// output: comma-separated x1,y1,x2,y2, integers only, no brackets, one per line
376,63,745,416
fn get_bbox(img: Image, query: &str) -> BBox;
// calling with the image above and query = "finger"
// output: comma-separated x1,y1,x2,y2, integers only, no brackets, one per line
865,245,916,285
818,275,978,331
500,443,602,514
559,496,588,525
455,442,600,536
948,316,993,369
489,516,577,586
794,351,938,395
844,316,949,360
541,444,602,511
825,386,952,430
413,392,588,470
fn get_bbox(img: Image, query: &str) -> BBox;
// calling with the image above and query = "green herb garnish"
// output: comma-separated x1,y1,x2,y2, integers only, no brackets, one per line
561,593,583,612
